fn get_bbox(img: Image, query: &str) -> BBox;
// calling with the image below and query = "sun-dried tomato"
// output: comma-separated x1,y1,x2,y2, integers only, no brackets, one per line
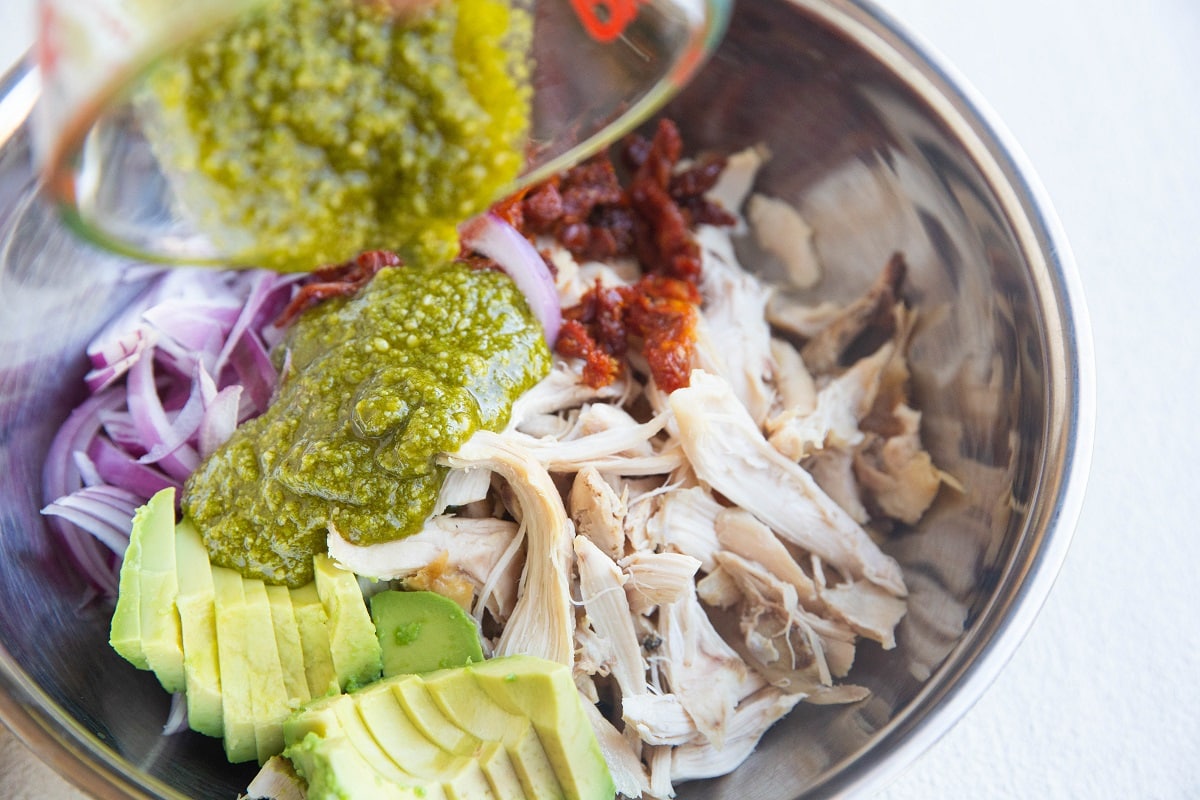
556,274,699,392
627,119,704,281
558,155,625,224
671,155,739,228
555,318,623,388
521,181,564,232
275,249,400,326
624,275,700,393
489,186,530,231
517,153,635,262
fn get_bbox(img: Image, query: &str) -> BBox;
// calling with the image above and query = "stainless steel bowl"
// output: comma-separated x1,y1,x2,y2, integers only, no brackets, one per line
0,0,1094,797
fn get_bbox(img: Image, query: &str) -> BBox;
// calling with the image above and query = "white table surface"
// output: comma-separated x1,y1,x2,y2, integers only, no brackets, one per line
1,0,1198,798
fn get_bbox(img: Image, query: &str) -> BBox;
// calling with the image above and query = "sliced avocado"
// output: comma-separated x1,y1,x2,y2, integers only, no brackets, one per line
265,583,311,709
423,667,561,799
471,657,614,800
174,517,223,738
133,487,186,693
285,730,430,800
284,694,441,800
370,590,484,678
289,582,340,699
353,682,469,781
279,657,613,800
475,740,527,800
110,496,149,670
313,554,382,691
242,578,292,764
333,697,434,792
391,675,481,757
211,566,257,763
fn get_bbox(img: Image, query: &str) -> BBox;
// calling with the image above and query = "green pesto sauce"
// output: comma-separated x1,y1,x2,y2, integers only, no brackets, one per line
146,0,531,271
182,263,551,586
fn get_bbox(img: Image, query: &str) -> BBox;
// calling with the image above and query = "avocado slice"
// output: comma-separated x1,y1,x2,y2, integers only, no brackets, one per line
313,554,382,690
129,487,186,693
390,676,480,757
174,517,223,738
285,693,443,800
423,668,561,799
279,657,612,800
474,740,528,800
334,700,431,792
353,682,476,784
289,582,340,699
110,496,149,671
242,578,293,764
211,565,257,763
470,657,614,800
369,590,484,678
265,583,311,708
286,730,431,800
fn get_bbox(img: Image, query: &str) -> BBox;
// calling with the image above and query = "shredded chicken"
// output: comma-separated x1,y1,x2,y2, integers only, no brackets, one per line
438,431,575,666
326,515,521,621
570,467,626,560
292,142,947,799
670,370,907,597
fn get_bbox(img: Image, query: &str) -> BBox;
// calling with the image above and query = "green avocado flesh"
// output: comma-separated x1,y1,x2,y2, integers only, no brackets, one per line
109,488,185,691
110,496,615,791
283,656,615,800
314,554,384,691
182,262,551,587
174,518,224,737
111,510,381,763
144,0,531,271
370,589,484,677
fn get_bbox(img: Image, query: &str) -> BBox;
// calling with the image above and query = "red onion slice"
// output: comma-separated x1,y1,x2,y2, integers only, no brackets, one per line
460,212,562,345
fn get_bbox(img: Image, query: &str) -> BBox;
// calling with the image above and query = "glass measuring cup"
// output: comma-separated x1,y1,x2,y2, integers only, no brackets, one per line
33,0,731,270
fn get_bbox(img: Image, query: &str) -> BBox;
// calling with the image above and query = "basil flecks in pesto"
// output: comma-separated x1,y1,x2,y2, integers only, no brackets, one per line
183,263,551,587
146,0,530,271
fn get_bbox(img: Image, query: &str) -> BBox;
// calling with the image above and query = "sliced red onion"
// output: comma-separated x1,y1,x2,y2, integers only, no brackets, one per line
136,363,208,468
460,212,562,345
42,268,297,596
198,385,243,459
42,486,144,556
162,693,190,736
224,332,277,415
126,351,200,480
87,437,178,498
42,389,127,507
85,326,158,393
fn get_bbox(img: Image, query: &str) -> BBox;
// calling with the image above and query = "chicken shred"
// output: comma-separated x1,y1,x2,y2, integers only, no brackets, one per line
316,154,947,797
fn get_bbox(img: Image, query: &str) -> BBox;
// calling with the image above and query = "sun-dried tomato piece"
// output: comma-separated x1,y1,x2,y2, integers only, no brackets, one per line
564,279,628,356
671,154,738,228
521,181,564,232
625,275,699,393
556,273,700,392
556,318,623,388
275,249,400,326
489,186,530,231
558,155,625,225
627,119,704,281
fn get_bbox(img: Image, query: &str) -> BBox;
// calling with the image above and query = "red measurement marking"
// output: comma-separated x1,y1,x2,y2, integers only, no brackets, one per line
570,0,639,43
37,3,62,77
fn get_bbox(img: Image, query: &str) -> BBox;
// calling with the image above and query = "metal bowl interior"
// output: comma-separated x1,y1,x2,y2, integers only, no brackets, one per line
0,0,1093,798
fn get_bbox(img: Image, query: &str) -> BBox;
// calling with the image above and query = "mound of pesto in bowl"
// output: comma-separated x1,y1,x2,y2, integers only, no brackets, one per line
183,261,551,587
144,0,531,271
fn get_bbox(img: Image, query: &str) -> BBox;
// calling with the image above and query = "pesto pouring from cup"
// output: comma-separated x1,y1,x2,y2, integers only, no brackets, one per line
34,0,732,270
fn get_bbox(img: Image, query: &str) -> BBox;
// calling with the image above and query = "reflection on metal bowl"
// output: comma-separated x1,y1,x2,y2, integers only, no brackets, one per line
0,1,1093,798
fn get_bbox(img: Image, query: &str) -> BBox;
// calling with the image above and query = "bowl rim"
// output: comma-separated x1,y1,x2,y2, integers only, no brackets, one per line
0,0,1096,795
788,0,1095,796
